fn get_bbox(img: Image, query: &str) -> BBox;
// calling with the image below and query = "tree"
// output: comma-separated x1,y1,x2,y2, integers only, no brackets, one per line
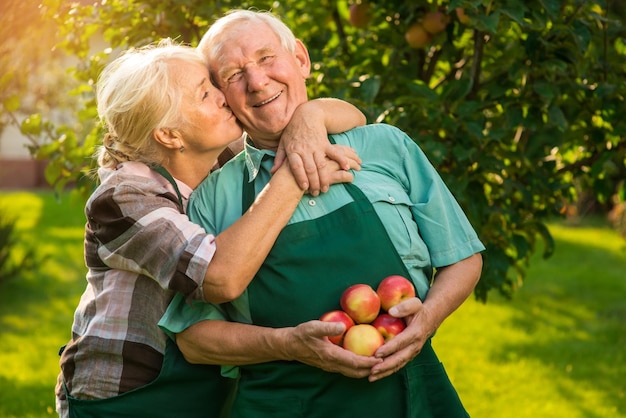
0,0,77,149
9,0,626,301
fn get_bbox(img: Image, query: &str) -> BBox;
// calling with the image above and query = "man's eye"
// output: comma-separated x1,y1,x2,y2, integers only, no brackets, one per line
202,91,209,100
227,72,243,83
260,55,273,63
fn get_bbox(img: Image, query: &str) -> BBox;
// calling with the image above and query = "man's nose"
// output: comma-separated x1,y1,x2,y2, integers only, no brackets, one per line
246,66,269,92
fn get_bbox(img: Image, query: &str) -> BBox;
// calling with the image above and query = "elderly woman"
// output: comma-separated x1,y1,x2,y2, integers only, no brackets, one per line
55,39,365,417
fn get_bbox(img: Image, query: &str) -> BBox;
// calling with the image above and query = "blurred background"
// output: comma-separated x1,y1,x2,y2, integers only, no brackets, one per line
1,0,624,416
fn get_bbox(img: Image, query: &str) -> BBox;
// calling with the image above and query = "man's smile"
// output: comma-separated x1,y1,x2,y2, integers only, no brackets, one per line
253,91,282,107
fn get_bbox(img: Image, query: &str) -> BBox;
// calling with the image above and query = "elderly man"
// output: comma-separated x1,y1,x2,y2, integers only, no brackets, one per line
161,9,485,418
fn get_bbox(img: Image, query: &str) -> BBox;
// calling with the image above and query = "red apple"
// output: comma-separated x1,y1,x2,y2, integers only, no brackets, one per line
342,324,385,356
349,2,372,28
319,310,355,345
371,313,406,342
405,23,432,49
340,284,381,324
376,275,416,312
422,11,451,35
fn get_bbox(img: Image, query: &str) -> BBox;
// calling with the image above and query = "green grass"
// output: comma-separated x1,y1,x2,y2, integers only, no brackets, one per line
0,191,86,417
435,220,626,418
0,190,624,417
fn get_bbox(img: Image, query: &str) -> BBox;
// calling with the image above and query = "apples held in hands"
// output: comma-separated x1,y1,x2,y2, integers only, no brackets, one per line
322,278,412,354
371,313,406,342
342,324,385,356
319,310,355,345
340,284,381,324
376,275,416,312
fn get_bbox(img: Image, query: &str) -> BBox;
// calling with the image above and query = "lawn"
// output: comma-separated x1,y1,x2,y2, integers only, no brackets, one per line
0,190,624,417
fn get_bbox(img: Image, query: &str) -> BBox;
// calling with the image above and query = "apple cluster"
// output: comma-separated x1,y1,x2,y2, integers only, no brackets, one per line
319,275,416,356
404,8,474,49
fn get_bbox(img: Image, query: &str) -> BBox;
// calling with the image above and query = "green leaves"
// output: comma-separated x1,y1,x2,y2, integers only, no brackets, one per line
2,0,624,301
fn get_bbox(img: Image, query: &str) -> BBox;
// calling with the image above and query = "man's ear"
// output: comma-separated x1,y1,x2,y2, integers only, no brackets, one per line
153,127,182,151
294,39,311,78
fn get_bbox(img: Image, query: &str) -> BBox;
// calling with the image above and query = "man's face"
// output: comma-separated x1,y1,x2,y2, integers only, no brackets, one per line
209,20,311,147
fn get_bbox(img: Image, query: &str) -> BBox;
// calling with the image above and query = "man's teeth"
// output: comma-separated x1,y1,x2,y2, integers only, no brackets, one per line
255,92,281,107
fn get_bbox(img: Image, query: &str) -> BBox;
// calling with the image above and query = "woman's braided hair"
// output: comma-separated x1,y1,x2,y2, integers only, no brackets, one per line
94,38,207,169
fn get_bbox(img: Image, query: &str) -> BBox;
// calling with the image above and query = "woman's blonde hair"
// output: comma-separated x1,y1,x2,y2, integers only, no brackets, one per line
96,38,207,168
198,9,297,82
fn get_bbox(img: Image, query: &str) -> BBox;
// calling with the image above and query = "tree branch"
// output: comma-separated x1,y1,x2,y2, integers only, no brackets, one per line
557,139,626,174
468,29,485,99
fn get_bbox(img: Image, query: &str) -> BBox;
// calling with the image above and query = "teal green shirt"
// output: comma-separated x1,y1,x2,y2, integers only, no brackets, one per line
159,124,485,375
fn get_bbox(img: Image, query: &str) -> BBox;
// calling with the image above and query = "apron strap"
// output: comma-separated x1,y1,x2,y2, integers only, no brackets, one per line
241,150,369,215
241,154,274,213
153,165,184,211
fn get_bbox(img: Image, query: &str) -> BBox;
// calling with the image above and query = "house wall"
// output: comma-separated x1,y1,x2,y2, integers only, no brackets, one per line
0,125,49,189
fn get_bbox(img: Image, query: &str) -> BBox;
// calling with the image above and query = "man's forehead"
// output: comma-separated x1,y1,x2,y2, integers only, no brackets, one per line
216,23,281,56
214,44,284,81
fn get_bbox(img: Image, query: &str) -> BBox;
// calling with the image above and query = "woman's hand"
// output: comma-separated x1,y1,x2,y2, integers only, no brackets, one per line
273,99,365,196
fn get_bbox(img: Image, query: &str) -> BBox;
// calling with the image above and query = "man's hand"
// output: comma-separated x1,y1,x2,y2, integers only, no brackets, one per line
273,140,361,196
368,253,483,382
272,99,363,195
368,298,434,382
282,320,381,379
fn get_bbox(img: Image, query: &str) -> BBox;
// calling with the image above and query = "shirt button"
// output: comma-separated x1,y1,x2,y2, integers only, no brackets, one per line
308,199,317,206
388,196,396,202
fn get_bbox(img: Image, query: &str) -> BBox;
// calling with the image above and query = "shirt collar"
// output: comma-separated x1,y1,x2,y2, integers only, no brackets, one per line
243,134,276,182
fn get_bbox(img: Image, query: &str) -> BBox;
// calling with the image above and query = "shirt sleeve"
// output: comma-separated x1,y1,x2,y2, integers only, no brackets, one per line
158,293,227,339
88,181,216,301
158,293,241,379
398,131,485,267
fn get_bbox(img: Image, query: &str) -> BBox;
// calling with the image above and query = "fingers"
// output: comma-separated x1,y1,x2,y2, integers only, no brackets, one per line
387,297,423,318
372,324,416,359
293,321,381,379
325,144,362,170
313,151,330,194
286,153,311,192
282,144,361,196
272,144,287,175
329,348,382,379
328,170,355,185
345,156,362,171
369,346,417,382
304,320,346,338
288,152,325,196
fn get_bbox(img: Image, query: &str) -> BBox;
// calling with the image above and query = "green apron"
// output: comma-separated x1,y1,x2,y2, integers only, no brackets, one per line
234,164,469,418
63,166,234,417
65,339,233,417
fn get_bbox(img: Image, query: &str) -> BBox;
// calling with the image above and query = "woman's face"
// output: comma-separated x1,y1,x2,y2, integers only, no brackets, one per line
172,59,243,154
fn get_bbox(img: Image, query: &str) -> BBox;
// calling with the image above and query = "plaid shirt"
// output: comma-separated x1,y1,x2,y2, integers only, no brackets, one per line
55,161,216,417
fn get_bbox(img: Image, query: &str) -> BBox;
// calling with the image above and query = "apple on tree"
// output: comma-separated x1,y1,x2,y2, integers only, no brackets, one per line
340,283,381,324
319,310,355,345
421,11,451,35
376,275,416,312
404,23,432,49
349,1,372,28
342,324,385,356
